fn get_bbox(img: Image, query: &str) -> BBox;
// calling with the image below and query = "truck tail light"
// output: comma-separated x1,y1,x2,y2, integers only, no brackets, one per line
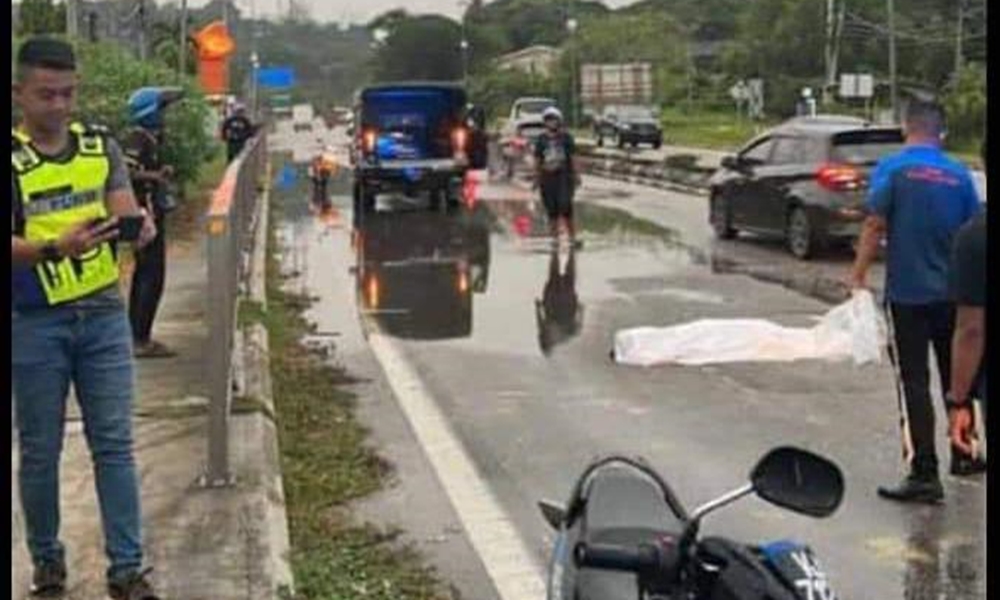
366,275,380,309
817,163,863,191
453,127,468,156
362,129,377,154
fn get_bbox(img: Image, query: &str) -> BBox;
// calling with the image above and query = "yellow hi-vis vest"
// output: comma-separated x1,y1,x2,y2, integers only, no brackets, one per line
12,123,120,306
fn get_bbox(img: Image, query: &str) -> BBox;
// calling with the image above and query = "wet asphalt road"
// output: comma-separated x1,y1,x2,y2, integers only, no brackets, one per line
270,131,985,600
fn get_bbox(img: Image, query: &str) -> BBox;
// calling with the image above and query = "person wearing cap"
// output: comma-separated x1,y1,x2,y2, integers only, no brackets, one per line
11,37,161,598
124,87,184,359
221,103,256,163
533,106,581,241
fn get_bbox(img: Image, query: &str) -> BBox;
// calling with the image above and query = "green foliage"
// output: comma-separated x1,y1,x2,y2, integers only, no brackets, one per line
237,20,374,107
73,42,218,189
943,63,986,152
371,16,463,82
17,0,66,36
465,0,610,52
468,69,558,122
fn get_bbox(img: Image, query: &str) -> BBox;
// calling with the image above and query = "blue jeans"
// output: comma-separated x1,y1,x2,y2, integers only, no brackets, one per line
12,307,143,581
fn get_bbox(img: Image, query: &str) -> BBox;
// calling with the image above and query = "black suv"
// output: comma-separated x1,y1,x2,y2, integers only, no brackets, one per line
351,82,488,214
708,117,905,259
593,105,663,149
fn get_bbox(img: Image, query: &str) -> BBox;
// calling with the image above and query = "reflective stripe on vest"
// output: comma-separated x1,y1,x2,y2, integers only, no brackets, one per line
12,125,119,306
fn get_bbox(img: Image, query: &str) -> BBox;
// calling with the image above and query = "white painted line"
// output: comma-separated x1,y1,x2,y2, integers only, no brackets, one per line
367,332,547,600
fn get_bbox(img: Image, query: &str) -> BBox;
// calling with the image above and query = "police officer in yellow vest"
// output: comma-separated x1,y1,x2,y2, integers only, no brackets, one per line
11,38,161,599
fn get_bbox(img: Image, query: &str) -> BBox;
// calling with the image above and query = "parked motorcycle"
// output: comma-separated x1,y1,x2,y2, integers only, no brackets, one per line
539,446,844,600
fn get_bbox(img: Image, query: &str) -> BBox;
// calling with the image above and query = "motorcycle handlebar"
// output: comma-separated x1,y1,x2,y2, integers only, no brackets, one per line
574,541,676,576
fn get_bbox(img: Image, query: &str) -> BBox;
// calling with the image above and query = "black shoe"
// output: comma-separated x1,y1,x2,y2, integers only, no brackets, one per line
877,475,944,504
950,451,987,477
30,561,67,597
108,568,160,600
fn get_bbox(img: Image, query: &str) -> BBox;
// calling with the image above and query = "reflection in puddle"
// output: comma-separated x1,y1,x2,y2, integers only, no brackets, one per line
353,208,491,340
535,245,582,356
894,510,984,599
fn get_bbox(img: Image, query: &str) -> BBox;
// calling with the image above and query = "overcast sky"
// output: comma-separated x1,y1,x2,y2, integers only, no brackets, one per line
183,0,641,25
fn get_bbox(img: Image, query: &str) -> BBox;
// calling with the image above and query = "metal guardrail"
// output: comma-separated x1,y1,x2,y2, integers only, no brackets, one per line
201,134,267,488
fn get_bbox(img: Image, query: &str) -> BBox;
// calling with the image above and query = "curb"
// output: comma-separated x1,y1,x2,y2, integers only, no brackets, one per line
234,164,296,597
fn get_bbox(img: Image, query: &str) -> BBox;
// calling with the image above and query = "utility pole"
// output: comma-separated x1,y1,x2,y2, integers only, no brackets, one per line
955,0,965,82
138,0,148,62
824,0,835,105
887,0,898,122
66,0,79,37
179,0,188,79
459,0,470,85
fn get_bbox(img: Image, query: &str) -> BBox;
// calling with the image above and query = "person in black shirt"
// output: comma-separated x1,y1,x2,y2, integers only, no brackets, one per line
124,86,184,358
533,107,581,242
947,211,987,460
221,104,255,163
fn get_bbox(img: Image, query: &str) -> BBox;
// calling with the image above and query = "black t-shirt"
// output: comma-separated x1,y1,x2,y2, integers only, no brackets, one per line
122,127,163,201
534,132,576,181
222,115,254,146
951,213,986,307
951,212,987,396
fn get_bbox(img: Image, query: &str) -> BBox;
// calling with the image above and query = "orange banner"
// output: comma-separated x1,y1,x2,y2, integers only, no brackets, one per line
194,21,236,95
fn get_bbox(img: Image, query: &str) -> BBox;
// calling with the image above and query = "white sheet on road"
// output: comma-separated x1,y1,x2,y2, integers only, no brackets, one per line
614,290,887,367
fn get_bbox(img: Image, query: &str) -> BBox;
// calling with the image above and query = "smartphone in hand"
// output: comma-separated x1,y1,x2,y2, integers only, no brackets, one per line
89,215,144,242
116,215,146,242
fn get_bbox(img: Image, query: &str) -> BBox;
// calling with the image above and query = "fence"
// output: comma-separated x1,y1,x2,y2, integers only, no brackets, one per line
201,133,267,487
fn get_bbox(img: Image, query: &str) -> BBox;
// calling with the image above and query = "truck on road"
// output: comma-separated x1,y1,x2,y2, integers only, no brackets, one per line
350,82,488,215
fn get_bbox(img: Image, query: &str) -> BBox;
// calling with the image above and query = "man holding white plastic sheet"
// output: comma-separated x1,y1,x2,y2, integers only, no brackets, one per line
849,100,983,505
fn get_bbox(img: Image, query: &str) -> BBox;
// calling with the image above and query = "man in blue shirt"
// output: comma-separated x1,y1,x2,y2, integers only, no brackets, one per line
850,99,982,504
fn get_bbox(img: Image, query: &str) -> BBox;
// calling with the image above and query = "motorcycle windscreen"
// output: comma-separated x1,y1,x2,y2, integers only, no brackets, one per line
361,88,466,160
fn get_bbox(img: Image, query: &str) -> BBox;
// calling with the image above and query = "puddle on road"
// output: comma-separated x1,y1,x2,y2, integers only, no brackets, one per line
268,153,710,355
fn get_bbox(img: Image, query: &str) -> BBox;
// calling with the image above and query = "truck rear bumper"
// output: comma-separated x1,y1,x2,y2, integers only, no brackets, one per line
358,159,467,192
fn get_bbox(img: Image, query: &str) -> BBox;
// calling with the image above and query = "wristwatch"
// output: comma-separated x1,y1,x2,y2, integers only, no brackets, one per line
40,242,62,262
945,393,971,411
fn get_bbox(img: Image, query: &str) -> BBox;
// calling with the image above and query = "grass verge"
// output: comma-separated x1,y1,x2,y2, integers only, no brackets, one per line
263,170,451,600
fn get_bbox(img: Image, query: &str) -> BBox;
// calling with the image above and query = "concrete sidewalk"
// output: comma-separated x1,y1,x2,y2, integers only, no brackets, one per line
11,193,291,599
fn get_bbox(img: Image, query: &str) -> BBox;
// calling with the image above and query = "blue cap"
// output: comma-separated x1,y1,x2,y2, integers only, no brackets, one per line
127,86,185,128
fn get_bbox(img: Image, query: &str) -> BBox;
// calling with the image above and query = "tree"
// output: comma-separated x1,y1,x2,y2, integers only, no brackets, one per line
943,63,985,151
150,19,198,75
73,41,218,189
18,0,66,36
371,16,463,82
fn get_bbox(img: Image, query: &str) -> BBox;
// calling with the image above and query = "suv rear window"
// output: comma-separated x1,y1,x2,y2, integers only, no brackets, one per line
518,124,545,140
831,129,904,165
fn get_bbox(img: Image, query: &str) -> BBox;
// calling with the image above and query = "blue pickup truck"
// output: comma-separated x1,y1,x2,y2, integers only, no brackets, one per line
350,83,488,215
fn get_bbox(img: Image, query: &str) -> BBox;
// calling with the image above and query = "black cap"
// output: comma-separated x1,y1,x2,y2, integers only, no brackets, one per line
17,37,77,71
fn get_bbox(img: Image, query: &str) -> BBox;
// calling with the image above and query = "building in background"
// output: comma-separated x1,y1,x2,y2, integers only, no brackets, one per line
496,45,563,78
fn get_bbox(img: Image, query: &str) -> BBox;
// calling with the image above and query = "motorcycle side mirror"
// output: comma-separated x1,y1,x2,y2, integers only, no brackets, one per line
538,499,566,530
751,447,844,518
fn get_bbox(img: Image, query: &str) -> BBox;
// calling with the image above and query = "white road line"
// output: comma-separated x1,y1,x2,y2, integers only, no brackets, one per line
367,332,547,600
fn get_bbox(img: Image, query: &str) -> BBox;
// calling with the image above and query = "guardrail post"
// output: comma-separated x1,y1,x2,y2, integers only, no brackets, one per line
199,134,266,488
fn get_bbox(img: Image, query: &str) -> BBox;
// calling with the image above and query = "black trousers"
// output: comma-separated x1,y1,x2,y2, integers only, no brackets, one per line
540,175,574,221
889,302,955,476
129,205,167,344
